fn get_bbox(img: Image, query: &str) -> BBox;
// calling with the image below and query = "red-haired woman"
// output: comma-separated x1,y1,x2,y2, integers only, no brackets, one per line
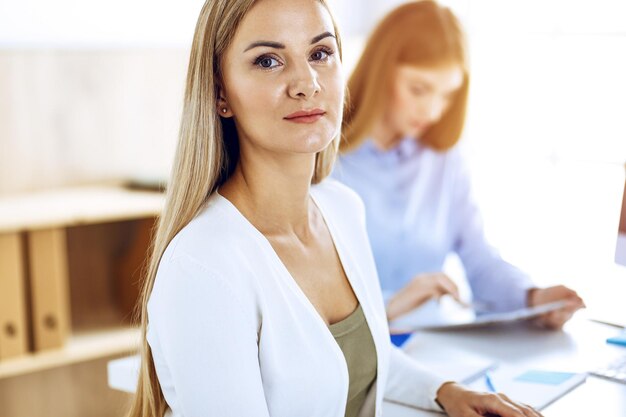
334,0,584,327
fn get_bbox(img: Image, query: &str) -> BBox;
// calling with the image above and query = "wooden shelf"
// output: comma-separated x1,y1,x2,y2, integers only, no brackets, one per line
0,183,165,417
0,185,164,233
0,326,140,380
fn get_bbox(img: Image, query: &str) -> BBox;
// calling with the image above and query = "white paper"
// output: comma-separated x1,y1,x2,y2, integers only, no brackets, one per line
403,342,498,384
467,367,587,410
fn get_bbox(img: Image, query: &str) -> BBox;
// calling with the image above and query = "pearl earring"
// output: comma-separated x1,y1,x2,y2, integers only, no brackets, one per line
221,108,227,114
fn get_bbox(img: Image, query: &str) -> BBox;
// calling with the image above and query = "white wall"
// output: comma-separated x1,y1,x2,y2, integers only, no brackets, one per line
0,0,204,48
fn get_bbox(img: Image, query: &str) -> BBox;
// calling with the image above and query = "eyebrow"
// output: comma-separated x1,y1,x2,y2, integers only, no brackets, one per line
243,31,336,52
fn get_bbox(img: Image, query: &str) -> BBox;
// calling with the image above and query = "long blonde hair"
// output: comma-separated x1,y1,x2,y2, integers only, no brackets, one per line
341,0,469,153
128,1,342,416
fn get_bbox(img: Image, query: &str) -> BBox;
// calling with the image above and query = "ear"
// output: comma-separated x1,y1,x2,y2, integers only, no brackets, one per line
216,85,234,118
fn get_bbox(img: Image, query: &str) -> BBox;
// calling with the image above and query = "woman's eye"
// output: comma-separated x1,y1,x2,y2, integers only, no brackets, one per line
311,50,329,61
255,56,281,69
310,48,334,62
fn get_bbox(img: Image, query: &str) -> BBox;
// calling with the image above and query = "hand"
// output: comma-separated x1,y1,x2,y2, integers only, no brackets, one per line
527,285,585,330
436,382,543,417
386,272,464,321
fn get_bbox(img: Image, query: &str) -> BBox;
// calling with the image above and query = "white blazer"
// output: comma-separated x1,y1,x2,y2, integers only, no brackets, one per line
147,179,447,417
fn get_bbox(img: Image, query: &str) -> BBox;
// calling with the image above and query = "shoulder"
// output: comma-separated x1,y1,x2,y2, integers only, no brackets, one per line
427,141,469,170
154,194,263,297
149,195,261,324
439,145,473,187
162,194,254,266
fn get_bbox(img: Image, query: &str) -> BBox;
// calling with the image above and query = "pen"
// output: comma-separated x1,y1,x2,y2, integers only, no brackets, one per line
484,371,497,393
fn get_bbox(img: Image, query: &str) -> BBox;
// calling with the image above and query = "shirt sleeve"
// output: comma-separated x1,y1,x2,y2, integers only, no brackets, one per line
384,345,448,411
451,158,535,312
147,254,270,417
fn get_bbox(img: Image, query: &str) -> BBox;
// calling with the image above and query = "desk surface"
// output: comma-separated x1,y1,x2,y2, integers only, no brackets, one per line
385,316,626,416
108,317,626,416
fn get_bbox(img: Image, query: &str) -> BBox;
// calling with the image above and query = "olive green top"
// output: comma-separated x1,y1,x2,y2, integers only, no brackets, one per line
329,304,378,417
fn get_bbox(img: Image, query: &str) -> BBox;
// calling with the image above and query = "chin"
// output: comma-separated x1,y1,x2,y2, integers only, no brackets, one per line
405,128,423,139
290,125,338,153
297,133,336,154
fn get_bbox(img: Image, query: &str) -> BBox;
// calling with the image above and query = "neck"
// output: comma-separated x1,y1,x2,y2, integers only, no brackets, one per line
369,118,404,151
219,146,316,237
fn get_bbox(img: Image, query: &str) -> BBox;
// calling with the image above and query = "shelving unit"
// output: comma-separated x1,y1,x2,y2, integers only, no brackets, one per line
0,185,164,232
0,327,140,379
0,184,163,417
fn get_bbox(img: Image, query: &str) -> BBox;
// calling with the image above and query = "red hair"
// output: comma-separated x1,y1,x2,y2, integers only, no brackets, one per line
341,0,469,152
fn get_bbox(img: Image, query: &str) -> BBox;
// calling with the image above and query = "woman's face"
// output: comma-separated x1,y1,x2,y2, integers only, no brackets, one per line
220,0,343,159
386,64,464,140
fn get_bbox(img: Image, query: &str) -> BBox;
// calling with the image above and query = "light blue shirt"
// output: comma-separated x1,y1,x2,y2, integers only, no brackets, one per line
332,137,534,312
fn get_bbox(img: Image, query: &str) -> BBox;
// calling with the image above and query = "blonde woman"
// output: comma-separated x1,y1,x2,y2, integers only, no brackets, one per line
335,0,584,326
128,1,543,417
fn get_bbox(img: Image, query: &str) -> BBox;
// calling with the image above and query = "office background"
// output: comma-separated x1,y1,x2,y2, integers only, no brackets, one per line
2,0,624,303
0,1,625,416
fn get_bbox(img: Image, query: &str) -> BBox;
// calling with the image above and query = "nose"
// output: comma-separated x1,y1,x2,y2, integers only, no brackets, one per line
287,61,321,100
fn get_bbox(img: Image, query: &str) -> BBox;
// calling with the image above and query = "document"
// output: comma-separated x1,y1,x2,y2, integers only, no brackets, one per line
403,342,498,384
389,297,568,331
468,367,587,410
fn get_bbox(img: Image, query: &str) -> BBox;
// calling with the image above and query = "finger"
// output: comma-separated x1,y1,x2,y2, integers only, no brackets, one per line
562,287,583,301
455,298,472,308
549,311,574,328
553,286,585,308
436,286,464,306
536,312,561,330
499,394,544,417
554,285,576,297
436,275,461,300
533,291,584,328
387,277,445,320
386,294,423,320
537,309,573,329
560,304,583,318
517,403,543,417
564,299,584,310
561,294,585,308
409,274,442,300
478,393,526,417
564,298,584,311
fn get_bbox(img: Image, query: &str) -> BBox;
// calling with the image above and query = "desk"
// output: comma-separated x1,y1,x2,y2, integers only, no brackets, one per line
108,317,626,416
384,317,626,416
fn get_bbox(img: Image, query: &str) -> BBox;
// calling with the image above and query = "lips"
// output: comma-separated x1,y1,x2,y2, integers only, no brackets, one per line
284,108,326,123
